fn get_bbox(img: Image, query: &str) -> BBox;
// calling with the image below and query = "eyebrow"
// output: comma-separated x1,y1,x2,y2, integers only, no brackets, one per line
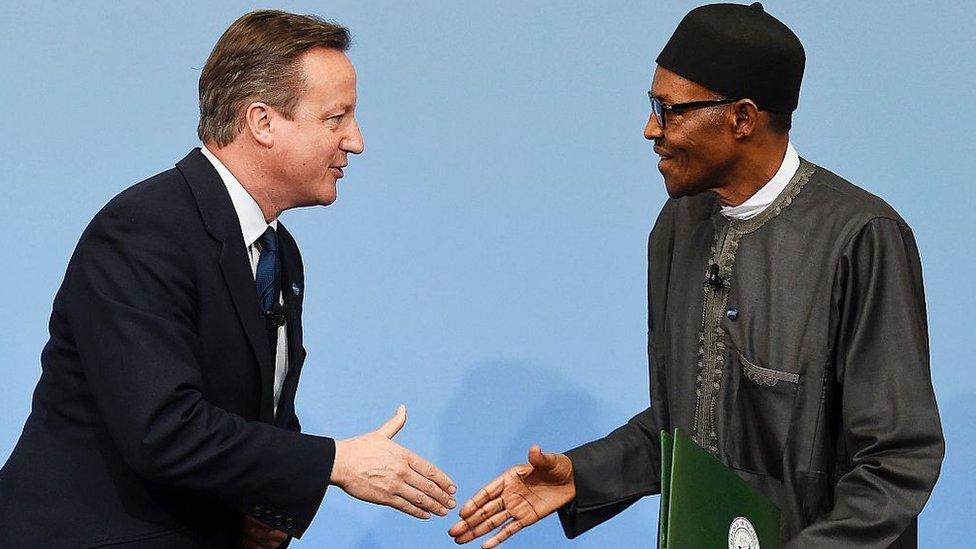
650,91,672,102
321,102,355,116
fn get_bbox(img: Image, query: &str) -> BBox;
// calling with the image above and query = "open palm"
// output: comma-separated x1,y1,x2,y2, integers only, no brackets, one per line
449,446,576,548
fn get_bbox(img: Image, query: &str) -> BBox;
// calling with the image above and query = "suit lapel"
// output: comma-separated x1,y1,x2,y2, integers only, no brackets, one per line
275,223,305,427
177,148,276,422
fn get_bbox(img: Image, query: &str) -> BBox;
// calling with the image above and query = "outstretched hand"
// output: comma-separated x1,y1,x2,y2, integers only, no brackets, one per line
448,446,576,548
331,405,457,519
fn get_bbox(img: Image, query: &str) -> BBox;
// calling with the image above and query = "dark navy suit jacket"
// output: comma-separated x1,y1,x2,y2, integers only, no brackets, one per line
0,149,334,547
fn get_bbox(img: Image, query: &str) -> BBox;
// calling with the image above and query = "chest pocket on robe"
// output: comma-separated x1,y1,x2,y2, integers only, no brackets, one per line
723,349,799,481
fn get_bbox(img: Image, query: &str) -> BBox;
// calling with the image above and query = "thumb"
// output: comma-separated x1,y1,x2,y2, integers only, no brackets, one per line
375,404,407,439
527,445,557,470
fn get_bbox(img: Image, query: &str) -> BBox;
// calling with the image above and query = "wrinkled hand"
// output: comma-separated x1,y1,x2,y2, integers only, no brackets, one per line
331,405,457,519
242,515,288,549
448,445,576,548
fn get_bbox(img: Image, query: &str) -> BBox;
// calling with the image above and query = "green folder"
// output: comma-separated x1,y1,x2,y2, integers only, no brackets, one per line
658,428,780,549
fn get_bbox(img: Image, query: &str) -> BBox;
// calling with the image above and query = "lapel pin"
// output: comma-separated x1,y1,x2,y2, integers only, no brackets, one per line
292,283,301,296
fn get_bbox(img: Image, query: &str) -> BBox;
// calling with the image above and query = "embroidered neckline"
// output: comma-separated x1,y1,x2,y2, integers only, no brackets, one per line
691,159,816,455
728,159,816,234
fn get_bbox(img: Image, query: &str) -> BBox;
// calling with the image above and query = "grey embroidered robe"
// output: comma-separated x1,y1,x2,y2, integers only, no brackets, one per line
558,160,944,548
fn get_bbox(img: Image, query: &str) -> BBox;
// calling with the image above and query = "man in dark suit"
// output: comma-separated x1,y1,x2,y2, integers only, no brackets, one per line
0,10,456,548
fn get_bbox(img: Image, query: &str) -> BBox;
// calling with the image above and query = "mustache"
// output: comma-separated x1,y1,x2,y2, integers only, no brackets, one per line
653,140,673,158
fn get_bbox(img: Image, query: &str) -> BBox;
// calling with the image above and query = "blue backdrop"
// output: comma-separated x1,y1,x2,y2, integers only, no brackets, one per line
2,1,973,547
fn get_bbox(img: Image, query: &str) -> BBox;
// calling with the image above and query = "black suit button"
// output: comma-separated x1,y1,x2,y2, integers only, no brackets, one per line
274,515,284,527
250,506,263,517
285,518,294,529
264,509,274,520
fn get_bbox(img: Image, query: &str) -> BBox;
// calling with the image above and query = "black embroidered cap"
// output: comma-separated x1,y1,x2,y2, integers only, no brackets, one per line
656,2,805,113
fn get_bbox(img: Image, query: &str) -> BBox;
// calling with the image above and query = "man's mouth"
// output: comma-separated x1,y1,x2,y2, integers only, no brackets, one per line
330,166,346,178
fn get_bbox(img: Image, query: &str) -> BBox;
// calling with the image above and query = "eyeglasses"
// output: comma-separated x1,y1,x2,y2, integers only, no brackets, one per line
647,91,736,129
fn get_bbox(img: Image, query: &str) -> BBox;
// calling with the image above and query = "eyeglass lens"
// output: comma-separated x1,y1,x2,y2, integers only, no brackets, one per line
648,92,666,128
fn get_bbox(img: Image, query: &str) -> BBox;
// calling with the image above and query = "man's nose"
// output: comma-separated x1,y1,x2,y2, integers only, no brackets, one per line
343,119,365,154
644,113,663,141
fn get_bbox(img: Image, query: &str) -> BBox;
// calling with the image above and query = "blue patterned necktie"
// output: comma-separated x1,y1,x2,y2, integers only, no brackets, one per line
255,227,281,352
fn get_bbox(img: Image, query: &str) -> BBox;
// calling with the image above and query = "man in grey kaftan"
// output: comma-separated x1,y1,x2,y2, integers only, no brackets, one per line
449,4,943,548
559,153,942,548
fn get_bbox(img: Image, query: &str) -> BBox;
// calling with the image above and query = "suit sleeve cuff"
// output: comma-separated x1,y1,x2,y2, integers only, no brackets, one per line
244,434,335,538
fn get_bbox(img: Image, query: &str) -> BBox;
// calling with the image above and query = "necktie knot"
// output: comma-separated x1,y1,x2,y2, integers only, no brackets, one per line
255,227,280,314
254,226,282,357
258,226,278,253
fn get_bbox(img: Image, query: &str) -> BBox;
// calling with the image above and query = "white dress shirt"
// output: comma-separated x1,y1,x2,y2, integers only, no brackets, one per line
201,146,289,414
721,141,800,220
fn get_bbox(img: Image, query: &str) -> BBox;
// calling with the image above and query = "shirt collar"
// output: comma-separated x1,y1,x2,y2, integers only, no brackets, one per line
200,145,277,247
721,141,800,220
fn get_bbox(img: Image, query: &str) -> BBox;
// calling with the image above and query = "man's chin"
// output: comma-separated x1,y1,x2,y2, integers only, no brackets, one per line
292,190,337,209
659,165,683,198
315,193,337,207
312,181,338,207
662,176,708,200
663,178,688,199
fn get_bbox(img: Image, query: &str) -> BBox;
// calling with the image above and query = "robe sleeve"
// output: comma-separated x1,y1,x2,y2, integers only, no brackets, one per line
785,218,944,548
556,406,664,538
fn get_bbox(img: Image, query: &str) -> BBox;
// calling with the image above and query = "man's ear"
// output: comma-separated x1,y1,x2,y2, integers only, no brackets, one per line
244,101,274,147
730,99,760,139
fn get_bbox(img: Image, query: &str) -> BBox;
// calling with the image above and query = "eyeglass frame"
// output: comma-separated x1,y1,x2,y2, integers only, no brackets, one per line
647,91,737,129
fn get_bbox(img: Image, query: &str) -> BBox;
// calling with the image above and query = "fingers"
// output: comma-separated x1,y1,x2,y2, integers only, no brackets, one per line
334,428,462,523
449,497,506,541
405,469,456,512
390,494,432,520
406,452,457,500
482,519,524,549
450,475,508,540
459,475,505,519
450,462,549,546
453,507,508,543
450,494,542,546
398,481,450,516
375,404,407,439
460,496,505,531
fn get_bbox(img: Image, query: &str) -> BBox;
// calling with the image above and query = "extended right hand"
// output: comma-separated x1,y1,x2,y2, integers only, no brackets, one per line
331,405,456,519
448,445,576,548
